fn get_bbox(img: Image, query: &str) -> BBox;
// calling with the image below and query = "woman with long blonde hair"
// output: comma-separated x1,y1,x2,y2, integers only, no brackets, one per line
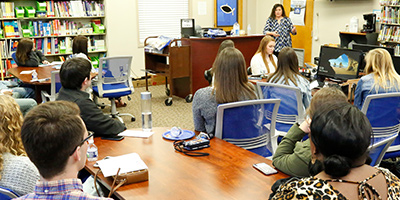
193,47,257,138
250,35,277,75
354,48,400,109
0,95,39,195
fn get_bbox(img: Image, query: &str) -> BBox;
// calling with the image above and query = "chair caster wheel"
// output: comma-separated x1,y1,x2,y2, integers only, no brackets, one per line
100,106,105,109
185,94,193,103
131,117,136,122
165,88,170,96
165,98,173,106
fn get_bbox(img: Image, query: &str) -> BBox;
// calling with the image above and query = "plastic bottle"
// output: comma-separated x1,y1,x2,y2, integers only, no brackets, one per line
87,138,98,162
247,24,251,35
31,70,38,81
141,91,152,131
233,22,240,36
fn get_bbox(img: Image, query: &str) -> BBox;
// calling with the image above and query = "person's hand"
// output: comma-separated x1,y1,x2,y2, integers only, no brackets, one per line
272,31,280,37
299,118,311,134
292,26,297,34
1,90,13,96
42,60,50,64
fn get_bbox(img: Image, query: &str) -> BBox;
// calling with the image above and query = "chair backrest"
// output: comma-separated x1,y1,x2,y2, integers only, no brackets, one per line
361,92,400,156
96,56,134,97
215,99,280,157
0,186,19,199
11,52,16,62
293,48,305,67
368,133,397,166
256,82,305,133
51,70,61,100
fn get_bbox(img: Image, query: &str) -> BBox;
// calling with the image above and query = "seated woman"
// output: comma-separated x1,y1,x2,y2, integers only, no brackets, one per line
0,81,37,115
250,35,277,75
193,47,257,138
204,39,234,85
267,47,311,108
354,48,400,109
15,38,49,67
271,102,400,199
0,95,40,196
272,86,348,177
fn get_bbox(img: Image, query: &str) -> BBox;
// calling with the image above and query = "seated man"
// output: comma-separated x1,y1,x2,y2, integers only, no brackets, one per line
17,101,111,199
57,57,126,136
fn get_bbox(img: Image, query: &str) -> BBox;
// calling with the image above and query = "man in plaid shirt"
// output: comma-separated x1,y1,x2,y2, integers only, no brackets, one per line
16,101,112,200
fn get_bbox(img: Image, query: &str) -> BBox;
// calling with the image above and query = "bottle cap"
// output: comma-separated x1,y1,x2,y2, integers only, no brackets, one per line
141,91,151,100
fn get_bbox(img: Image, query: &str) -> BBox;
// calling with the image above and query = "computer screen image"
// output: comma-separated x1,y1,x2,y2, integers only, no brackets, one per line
317,46,363,81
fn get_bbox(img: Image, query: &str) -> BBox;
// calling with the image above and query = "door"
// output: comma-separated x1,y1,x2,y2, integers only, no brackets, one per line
283,0,314,63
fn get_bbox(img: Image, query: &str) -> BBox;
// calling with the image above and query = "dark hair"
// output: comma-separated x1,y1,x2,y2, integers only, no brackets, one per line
268,47,303,86
60,57,91,90
21,101,85,179
310,102,372,178
72,35,89,56
269,4,287,19
16,38,33,64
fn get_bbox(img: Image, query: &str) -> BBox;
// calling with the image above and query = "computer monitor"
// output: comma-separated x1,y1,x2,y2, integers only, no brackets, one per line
293,48,305,67
353,43,395,72
317,46,363,81
181,19,195,38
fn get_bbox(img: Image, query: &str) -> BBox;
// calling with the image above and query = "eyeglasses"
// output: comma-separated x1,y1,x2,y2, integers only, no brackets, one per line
69,131,94,155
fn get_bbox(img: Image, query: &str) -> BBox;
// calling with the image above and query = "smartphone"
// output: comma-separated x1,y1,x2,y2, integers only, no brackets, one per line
101,135,124,141
253,163,278,175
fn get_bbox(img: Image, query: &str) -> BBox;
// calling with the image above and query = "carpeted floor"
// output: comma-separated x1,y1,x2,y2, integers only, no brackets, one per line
97,85,194,130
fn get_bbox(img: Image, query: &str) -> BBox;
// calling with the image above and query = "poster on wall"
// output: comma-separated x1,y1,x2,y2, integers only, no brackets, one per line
289,0,306,26
216,0,238,26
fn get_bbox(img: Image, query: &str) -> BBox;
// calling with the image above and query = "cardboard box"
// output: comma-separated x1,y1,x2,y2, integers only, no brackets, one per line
150,75,166,86
133,79,150,88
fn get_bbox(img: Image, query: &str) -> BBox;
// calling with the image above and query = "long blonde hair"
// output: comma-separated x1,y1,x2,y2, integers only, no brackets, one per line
365,48,400,92
255,36,277,73
268,47,303,86
212,47,256,103
0,95,26,179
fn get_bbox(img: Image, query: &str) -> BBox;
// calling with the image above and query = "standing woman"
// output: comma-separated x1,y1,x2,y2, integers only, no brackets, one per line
268,47,311,108
0,95,40,196
263,4,297,56
193,47,257,138
250,35,277,75
354,48,400,109
15,38,49,67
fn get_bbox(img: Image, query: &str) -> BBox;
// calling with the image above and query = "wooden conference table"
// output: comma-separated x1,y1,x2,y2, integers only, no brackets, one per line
85,127,289,200
8,66,53,102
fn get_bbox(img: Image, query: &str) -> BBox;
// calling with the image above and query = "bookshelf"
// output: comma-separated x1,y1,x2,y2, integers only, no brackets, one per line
378,0,400,55
0,0,106,79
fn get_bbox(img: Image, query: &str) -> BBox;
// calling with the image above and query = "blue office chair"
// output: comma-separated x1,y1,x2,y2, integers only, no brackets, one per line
215,99,280,157
92,56,135,123
256,82,305,137
11,52,16,62
361,92,400,160
368,133,397,166
41,70,61,102
0,186,19,199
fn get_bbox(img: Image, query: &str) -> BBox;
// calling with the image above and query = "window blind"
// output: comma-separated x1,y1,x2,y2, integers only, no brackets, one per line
138,0,189,44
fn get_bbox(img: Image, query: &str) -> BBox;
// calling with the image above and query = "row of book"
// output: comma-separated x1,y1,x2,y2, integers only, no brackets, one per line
0,2,14,18
380,0,400,6
380,6,400,24
42,1,104,18
378,25,400,42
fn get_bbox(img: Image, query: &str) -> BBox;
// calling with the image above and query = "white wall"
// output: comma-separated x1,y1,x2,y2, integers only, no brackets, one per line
105,0,380,78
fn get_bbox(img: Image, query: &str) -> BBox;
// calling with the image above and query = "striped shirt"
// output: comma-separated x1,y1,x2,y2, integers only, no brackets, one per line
15,179,111,200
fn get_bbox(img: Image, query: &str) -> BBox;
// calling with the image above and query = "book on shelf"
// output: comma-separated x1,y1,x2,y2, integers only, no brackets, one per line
2,21,20,38
0,2,15,18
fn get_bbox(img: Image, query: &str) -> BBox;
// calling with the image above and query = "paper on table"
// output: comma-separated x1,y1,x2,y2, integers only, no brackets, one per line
96,153,148,177
20,70,35,74
118,130,154,138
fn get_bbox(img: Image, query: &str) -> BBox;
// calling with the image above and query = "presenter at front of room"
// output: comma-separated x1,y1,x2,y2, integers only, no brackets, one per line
263,4,297,56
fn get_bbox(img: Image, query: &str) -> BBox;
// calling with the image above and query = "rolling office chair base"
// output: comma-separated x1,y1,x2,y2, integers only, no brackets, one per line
109,97,135,123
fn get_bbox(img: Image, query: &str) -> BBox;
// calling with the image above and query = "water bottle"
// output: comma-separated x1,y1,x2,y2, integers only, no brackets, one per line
141,91,152,131
87,138,98,162
32,70,38,81
233,22,240,36
247,24,251,35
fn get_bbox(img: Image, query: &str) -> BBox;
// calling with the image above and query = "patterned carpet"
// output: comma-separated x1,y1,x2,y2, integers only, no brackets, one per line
97,85,194,130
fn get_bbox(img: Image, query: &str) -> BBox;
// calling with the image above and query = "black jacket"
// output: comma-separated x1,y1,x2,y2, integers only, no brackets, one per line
15,50,47,67
56,87,126,136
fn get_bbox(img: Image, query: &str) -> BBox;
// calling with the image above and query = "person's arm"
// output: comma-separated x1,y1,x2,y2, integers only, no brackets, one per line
263,18,279,37
78,98,126,136
34,50,49,64
354,79,363,109
250,54,263,75
272,121,311,177
192,91,206,133
287,18,297,35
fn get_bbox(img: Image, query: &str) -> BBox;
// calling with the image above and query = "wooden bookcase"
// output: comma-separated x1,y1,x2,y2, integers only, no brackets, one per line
378,1,400,55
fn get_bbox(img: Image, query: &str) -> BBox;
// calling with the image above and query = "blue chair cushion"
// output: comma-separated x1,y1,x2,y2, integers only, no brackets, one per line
93,83,132,98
